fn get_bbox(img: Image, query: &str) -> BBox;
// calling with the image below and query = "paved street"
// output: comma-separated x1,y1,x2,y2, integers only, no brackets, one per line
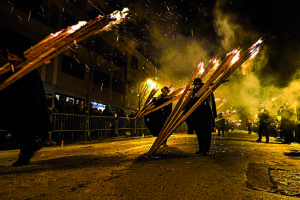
0,130,299,199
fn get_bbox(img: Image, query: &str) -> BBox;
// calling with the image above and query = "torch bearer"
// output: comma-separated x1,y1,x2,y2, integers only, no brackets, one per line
148,39,264,155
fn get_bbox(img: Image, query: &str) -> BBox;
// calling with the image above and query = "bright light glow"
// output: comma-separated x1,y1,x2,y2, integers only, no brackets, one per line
215,98,221,102
249,39,263,59
198,62,205,74
229,49,240,65
49,30,63,38
67,21,87,34
146,79,158,90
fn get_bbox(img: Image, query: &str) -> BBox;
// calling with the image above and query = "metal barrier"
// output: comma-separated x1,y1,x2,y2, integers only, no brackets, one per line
51,113,86,132
1,113,186,142
49,113,150,140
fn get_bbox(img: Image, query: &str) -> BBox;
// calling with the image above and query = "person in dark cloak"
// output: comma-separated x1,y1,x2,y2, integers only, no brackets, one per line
144,86,172,147
184,78,217,156
0,26,50,166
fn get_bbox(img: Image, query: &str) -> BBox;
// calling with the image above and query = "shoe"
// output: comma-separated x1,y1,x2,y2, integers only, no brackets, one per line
200,152,207,156
195,150,201,154
12,156,30,167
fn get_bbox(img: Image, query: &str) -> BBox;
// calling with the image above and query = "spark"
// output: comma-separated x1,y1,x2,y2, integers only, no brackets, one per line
17,15,22,21
11,64,15,72
28,11,31,21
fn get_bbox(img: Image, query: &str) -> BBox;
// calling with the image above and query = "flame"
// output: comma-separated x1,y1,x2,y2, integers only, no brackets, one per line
228,49,240,65
211,58,220,70
49,30,63,38
67,21,87,34
249,39,263,59
198,62,204,74
146,79,158,90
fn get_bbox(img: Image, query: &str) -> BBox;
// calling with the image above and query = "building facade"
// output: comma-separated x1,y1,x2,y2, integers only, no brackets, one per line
0,0,158,112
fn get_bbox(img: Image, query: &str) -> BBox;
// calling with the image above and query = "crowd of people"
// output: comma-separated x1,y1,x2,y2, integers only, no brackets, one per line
46,94,136,119
245,103,300,144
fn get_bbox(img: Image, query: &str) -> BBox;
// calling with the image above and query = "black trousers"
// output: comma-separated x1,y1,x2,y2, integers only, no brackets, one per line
258,123,269,142
194,121,212,153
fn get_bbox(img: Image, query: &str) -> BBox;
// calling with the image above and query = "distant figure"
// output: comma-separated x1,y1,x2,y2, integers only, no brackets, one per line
247,119,252,134
278,103,295,144
256,107,270,143
216,113,226,136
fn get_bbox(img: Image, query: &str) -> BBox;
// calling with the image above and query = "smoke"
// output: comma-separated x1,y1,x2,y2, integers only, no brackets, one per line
125,0,300,121
212,0,300,121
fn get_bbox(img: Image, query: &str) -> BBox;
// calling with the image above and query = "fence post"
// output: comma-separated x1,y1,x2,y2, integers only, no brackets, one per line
84,115,89,141
134,119,137,136
116,119,119,136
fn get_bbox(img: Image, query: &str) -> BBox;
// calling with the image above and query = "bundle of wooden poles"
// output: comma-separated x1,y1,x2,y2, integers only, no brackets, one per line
143,39,264,156
0,8,129,91
215,110,238,122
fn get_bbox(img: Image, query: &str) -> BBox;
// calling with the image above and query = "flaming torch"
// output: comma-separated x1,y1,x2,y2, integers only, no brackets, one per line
148,39,264,155
0,8,129,91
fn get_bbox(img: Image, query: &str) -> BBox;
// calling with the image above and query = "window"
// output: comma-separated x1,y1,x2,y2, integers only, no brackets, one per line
111,78,125,94
62,55,85,80
93,70,110,89
112,48,127,68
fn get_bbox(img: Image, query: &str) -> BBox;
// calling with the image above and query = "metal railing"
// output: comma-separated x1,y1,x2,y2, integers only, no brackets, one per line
0,113,188,143
49,113,149,140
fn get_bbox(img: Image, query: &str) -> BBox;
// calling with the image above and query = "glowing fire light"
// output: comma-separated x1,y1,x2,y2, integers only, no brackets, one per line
198,62,204,74
249,39,263,59
215,98,221,102
146,79,158,90
67,21,87,34
49,30,63,38
228,49,240,65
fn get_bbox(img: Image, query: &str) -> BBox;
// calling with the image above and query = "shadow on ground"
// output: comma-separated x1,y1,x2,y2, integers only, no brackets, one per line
0,154,132,175
135,147,188,162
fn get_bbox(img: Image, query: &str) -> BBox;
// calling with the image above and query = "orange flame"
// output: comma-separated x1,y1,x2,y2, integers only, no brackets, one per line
67,21,87,34
146,79,158,90
227,49,240,65
249,39,263,59
198,62,204,74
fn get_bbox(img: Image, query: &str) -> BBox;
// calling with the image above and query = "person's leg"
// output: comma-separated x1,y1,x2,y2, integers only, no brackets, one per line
265,126,269,143
12,130,38,167
257,125,263,142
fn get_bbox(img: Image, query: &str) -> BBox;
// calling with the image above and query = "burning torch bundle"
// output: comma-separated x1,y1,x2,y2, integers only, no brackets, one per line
147,39,264,155
0,8,129,91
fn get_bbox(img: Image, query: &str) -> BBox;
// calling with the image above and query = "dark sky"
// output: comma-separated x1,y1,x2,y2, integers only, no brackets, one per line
123,0,300,87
